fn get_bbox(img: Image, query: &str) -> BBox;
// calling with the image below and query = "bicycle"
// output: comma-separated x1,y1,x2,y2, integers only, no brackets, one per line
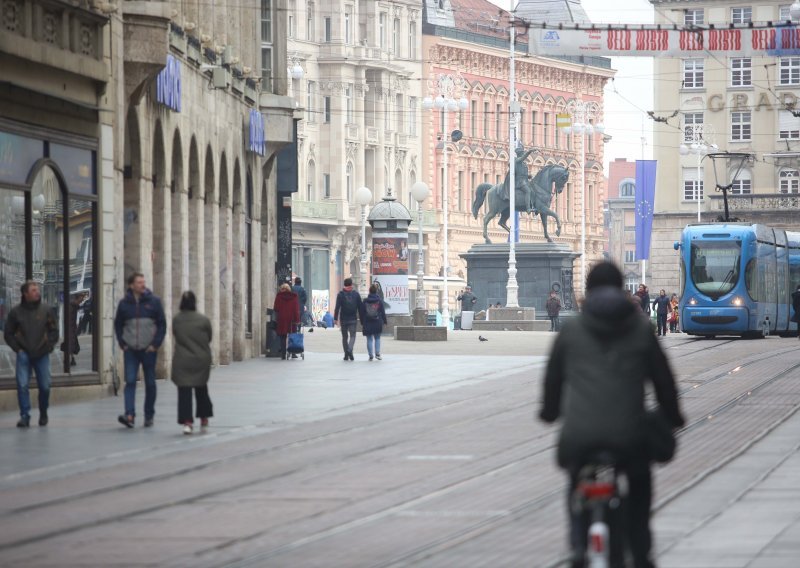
569,452,628,568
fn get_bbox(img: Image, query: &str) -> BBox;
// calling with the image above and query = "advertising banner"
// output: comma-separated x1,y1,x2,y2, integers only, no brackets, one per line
529,26,800,58
311,289,329,323
371,233,409,315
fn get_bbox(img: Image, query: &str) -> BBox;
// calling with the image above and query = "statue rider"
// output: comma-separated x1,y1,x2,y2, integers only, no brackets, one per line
501,146,536,210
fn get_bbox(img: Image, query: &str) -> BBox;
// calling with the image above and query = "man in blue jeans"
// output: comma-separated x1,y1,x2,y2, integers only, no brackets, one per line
4,280,59,428
114,272,167,428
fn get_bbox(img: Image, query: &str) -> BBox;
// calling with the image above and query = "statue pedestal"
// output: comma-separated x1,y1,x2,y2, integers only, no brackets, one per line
460,243,579,329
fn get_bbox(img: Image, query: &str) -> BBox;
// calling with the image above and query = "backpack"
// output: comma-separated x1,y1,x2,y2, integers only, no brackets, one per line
340,291,358,315
364,301,380,321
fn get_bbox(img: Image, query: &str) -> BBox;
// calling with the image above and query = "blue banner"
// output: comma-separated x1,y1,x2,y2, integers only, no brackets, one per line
635,160,657,261
507,211,520,243
248,109,265,156
156,55,181,112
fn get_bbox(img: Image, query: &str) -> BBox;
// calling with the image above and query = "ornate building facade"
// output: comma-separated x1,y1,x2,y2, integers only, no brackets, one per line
649,0,800,293
421,0,615,312
286,0,426,316
0,0,295,402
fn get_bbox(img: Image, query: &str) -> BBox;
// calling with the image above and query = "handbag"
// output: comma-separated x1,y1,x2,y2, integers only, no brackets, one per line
644,408,677,463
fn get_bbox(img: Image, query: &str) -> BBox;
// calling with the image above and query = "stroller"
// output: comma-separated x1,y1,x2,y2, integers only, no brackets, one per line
286,323,305,360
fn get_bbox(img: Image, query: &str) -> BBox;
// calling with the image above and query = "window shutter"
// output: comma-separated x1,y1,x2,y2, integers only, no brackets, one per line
779,110,800,132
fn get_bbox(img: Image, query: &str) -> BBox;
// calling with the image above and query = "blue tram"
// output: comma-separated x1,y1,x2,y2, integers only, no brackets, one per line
675,224,800,337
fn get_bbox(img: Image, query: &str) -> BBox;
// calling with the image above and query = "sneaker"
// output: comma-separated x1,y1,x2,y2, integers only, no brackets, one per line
183,423,193,435
16,416,30,428
144,417,154,428
376,354,382,360
369,356,373,361
118,414,134,429
39,410,48,426
200,418,209,429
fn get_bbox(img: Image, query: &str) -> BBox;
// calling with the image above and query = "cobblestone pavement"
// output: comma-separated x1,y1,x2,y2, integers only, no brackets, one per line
0,330,798,567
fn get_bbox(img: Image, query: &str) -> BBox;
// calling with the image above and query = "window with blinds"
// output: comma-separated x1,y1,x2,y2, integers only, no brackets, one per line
683,167,704,201
779,110,800,139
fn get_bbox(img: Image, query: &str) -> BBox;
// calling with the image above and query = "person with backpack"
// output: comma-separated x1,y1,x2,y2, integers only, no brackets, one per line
360,284,387,361
334,278,363,361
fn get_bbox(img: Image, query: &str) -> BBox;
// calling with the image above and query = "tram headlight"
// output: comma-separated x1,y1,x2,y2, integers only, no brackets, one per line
688,297,698,306
732,296,743,307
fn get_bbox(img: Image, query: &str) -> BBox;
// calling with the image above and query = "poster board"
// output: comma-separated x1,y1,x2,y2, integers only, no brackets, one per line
371,233,409,315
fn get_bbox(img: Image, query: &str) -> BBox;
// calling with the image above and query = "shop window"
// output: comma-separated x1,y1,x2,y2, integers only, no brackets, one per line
0,188,27,377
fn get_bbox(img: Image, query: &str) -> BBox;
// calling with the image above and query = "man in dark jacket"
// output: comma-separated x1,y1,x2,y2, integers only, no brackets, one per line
635,283,651,316
652,289,671,337
114,272,167,428
545,291,562,332
792,284,800,340
540,262,685,568
292,277,311,326
334,278,363,361
4,281,59,428
457,286,478,313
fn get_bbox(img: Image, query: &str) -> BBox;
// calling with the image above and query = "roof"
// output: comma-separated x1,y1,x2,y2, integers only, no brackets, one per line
514,0,592,24
367,197,413,223
449,0,513,41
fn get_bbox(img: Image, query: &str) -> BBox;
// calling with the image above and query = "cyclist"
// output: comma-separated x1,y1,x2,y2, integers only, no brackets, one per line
540,262,685,568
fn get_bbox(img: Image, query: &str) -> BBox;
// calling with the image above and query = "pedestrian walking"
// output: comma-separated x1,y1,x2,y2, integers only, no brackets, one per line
540,262,685,568
4,280,59,428
171,291,213,435
792,285,800,339
334,278,362,361
360,284,387,361
635,284,651,316
292,277,311,327
114,272,167,428
273,283,300,360
545,290,562,332
652,289,671,337
669,294,680,333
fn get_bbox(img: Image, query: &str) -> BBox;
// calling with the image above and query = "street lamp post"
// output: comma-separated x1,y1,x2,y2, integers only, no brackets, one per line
355,186,373,297
411,182,431,318
679,125,716,223
561,101,604,295
506,7,520,308
422,75,468,326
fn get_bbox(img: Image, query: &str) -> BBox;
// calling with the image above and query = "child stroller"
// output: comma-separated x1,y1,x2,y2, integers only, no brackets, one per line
286,323,305,360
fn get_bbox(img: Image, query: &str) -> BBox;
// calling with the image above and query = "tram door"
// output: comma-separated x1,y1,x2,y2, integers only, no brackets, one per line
764,231,778,332
775,230,790,332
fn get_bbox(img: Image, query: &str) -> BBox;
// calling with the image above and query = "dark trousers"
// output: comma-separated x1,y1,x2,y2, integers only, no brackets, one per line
177,386,213,424
340,322,357,354
656,313,668,336
568,460,653,568
278,335,288,359
549,316,560,331
123,349,157,419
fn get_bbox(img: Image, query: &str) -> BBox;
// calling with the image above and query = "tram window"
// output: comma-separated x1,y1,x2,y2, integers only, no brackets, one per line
745,258,759,301
690,241,742,299
679,257,686,297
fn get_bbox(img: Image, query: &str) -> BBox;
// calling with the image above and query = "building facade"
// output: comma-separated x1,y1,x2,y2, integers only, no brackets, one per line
605,158,648,292
421,0,615,311
286,0,426,318
650,0,800,292
0,0,294,400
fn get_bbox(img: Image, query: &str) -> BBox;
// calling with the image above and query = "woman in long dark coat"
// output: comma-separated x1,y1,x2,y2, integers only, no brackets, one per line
171,291,213,435
273,283,300,359
359,284,388,361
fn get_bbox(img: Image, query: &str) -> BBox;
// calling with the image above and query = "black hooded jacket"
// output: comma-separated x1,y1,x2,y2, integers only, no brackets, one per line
540,286,685,467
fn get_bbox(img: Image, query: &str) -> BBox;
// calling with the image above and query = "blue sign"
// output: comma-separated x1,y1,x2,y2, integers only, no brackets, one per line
248,109,265,156
156,55,182,112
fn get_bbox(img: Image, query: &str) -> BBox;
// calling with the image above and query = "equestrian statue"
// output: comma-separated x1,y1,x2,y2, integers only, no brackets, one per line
471,147,569,244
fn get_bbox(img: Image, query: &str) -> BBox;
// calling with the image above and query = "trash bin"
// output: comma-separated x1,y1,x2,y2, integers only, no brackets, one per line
454,315,462,330
460,311,474,330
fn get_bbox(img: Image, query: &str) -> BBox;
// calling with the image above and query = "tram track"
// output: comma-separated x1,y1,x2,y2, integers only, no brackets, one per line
1,341,798,566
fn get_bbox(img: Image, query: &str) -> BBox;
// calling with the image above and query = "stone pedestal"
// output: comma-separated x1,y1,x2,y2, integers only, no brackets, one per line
460,243,580,315
386,314,412,335
395,326,448,341
412,308,427,326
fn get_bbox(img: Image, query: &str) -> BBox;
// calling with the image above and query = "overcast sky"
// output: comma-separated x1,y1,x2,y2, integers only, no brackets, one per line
487,0,657,172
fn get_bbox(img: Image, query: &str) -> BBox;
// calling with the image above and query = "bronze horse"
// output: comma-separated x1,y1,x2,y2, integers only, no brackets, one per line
471,164,569,244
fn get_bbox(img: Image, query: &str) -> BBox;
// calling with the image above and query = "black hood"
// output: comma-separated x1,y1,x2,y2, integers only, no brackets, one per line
581,286,641,337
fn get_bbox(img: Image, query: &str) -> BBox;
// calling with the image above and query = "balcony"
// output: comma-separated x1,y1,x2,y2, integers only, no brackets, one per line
709,193,800,213
346,124,359,140
292,199,339,221
410,209,438,228
366,127,379,145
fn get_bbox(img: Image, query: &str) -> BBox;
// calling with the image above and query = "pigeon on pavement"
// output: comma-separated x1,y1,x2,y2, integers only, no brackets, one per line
479,336,489,342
